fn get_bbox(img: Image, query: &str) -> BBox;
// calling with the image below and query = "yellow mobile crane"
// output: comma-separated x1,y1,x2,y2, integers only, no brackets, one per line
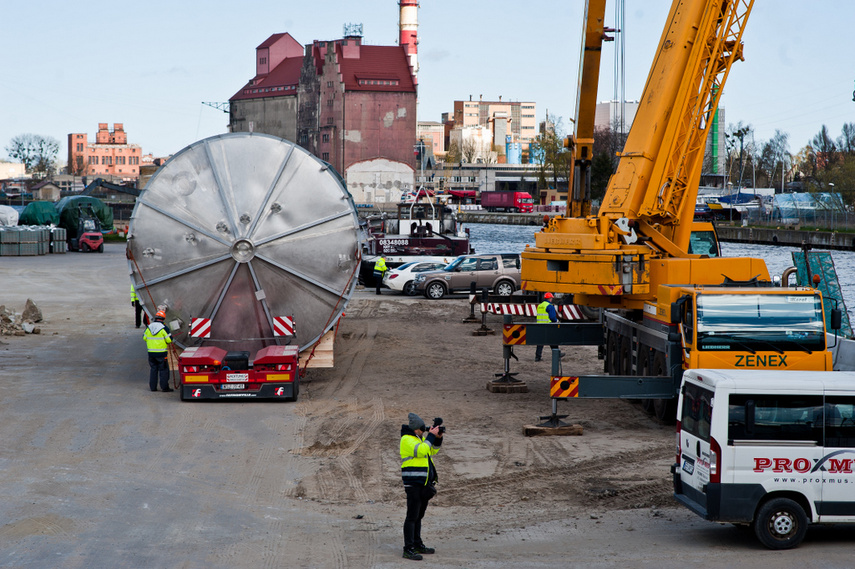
517,0,841,421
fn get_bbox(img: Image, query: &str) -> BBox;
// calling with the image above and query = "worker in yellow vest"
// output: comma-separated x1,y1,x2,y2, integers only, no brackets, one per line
143,310,173,392
535,292,561,362
374,255,388,295
400,412,443,560
130,284,144,328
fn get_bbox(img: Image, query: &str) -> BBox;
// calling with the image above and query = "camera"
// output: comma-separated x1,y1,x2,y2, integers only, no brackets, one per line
433,417,445,434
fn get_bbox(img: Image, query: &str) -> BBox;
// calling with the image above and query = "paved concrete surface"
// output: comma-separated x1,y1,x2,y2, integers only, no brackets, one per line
4,244,855,568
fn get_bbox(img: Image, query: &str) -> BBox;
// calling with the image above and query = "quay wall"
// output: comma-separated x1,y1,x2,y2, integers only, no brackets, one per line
458,211,549,226
716,226,855,251
454,211,855,251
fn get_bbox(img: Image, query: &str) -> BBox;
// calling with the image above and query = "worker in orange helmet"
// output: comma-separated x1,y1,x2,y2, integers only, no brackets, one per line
143,310,174,392
535,293,562,362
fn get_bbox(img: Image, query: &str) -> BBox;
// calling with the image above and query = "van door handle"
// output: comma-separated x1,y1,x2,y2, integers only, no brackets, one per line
696,441,701,456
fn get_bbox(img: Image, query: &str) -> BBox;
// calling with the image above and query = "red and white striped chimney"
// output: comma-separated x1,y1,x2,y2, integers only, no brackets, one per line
399,0,419,82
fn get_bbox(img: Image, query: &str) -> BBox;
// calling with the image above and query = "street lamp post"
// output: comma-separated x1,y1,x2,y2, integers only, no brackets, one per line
829,183,835,230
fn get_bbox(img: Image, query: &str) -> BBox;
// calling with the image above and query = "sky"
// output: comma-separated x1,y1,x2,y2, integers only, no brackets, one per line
1,0,853,165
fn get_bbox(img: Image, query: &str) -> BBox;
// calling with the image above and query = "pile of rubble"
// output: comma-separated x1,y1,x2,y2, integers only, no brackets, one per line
0,299,43,336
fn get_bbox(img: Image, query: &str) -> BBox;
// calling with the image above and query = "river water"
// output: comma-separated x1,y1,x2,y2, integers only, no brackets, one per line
466,222,855,309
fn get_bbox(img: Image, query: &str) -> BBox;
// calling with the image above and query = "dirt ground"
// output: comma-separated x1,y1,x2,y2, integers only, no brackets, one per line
4,245,855,568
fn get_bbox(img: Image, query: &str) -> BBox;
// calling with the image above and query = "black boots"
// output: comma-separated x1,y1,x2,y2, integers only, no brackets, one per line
402,548,423,560
403,543,435,560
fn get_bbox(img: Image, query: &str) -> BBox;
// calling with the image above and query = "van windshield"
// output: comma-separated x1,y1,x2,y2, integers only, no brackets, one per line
695,293,825,351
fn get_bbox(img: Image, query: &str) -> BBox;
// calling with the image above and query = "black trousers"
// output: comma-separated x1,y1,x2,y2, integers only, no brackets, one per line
134,300,143,328
148,351,170,391
403,484,435,549
535,344,558,359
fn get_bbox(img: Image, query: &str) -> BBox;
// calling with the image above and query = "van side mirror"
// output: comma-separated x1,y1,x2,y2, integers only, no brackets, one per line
831,308,842,331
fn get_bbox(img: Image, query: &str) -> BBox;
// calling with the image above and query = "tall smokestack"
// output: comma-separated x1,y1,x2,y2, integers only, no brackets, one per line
399,0,419,83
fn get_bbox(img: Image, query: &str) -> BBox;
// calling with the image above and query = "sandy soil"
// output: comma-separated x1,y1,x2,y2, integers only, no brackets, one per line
4,246,855,568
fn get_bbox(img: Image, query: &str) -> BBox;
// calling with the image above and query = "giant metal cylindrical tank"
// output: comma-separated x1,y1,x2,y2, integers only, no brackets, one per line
127,132,361,356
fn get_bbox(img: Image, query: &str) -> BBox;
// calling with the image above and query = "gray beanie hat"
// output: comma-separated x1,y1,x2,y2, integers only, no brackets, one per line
408,412,426,431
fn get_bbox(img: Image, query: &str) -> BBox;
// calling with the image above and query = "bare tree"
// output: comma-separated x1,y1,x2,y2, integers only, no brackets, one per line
5,134,60,178
838,123,855,156
529,113,570,193
590,125,623,202
811,125,838,172
758,130,790,189
461,138,478,163
445,140,461,164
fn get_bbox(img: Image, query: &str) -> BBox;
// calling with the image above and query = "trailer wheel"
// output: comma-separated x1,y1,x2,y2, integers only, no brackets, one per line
618,336,632,375
654,398,676,423
651,352,675,423
605,332,619,374
634,345,653,406
754,498,808,550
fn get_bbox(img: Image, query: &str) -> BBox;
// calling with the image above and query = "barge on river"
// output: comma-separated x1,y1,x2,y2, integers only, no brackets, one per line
360,190,472,284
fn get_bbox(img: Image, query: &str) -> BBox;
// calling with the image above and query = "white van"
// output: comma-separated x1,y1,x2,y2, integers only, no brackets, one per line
672,369,855,549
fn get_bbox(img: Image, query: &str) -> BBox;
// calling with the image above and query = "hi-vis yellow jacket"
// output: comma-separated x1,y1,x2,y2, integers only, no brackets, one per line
400,426,442,487
374,257,388,274
537,300,551,323
143,322,172,352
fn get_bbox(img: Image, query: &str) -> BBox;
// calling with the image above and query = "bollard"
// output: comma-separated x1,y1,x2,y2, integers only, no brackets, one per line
493,316,520,383
462,281,479,323
472,288,495,336
487,314,527,393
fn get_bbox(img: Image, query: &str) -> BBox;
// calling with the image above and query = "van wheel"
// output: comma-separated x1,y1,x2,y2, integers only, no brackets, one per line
425,282,446,300
495,280,514,296
754,498,808,550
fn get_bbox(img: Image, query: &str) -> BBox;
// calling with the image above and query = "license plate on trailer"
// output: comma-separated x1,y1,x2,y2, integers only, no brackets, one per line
221,383,245,390
226,373,249,382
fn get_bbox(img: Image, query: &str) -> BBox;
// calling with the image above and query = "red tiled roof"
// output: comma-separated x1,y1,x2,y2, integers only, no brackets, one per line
231,39,415,102
230,56,302,101
258,33,288,49
338,45,415,93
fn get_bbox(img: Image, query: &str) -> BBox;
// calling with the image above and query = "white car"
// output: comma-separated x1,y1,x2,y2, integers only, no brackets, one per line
382,259,450,295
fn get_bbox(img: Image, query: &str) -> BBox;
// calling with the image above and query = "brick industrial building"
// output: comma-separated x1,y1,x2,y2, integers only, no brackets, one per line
67,123,143,181
228,2,420,203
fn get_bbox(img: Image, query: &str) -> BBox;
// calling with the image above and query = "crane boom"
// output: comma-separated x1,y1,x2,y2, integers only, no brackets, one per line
568,0,611,218
521,0,757,310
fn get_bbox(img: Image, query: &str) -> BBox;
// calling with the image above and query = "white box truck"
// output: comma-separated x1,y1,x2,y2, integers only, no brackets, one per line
672,369,855,549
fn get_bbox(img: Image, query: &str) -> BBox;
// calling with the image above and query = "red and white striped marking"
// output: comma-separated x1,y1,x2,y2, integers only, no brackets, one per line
482,303,585,321
190,317,211,338
273,316,294,337
483,303,538,316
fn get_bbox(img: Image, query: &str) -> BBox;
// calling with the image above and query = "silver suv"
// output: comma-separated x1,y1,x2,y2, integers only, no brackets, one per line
413,253,521,299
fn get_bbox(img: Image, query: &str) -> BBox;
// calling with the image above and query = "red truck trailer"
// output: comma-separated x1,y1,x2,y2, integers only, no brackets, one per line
480,191,535,213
